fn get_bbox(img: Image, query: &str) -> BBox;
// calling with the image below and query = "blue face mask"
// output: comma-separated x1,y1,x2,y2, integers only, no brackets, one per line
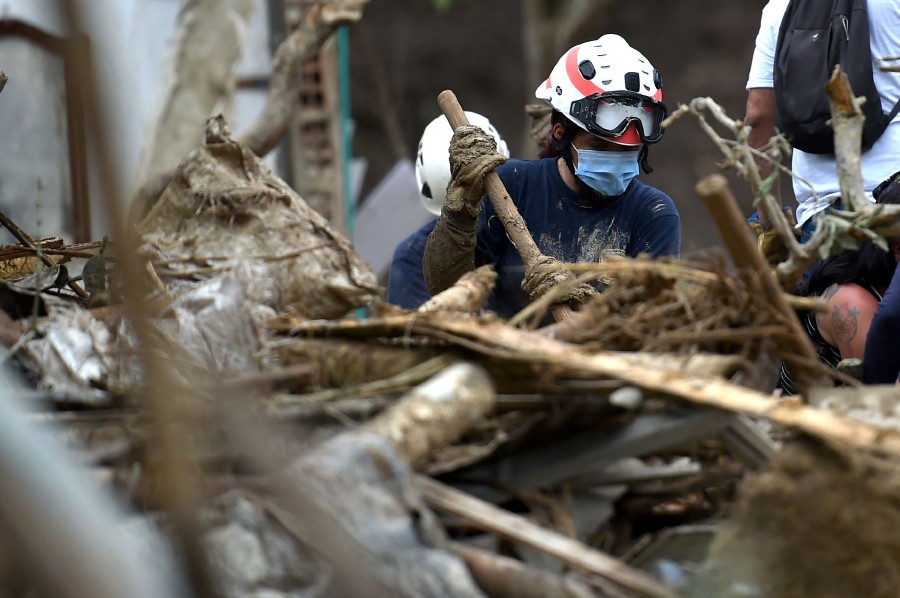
572,145,640,197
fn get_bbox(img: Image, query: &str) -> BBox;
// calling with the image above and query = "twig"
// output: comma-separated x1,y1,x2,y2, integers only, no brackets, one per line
264,353,459,413
66,280,90,300
143,260,168,294
667,81,900,288
0,208,55,269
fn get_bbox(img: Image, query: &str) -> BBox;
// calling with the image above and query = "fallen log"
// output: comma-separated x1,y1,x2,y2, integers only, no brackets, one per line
364,361,496,468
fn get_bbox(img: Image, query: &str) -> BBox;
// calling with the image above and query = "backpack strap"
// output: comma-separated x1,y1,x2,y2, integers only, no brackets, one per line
887,97,900,124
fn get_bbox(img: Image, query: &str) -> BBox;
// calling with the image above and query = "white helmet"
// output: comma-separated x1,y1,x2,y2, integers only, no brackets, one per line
416,112,510,216
535,34,666,146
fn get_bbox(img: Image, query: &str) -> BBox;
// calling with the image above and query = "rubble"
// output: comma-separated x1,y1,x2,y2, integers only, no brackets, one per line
3,74,900,598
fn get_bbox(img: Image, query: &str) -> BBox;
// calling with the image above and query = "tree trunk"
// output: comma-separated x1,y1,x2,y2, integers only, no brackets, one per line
520,0,613,153
134,0,257,200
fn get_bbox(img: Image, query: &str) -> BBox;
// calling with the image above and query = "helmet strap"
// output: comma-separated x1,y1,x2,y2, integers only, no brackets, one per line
639,144,653,174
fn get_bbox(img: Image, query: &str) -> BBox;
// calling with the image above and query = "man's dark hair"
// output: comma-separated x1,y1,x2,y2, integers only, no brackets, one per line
801,181,900,296
539,110,579,159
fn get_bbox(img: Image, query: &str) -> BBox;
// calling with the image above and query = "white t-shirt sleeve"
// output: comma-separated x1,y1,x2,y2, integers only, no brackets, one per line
746,0,790,89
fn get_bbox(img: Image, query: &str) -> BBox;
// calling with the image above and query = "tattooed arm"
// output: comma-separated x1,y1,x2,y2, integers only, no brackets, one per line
815,283,881,359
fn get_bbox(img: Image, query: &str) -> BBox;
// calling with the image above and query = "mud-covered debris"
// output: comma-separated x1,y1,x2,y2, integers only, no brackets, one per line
138,115,381,319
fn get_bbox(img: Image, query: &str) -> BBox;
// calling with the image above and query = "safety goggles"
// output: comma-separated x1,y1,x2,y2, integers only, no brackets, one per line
569,92,668,144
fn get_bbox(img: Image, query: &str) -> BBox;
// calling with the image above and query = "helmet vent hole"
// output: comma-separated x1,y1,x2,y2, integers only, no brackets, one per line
624,72,641,92
578,60,596,80
602,79,613,86
421,183,432,199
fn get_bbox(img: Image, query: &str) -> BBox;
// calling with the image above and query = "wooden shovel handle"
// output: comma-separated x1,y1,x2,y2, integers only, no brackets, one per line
437,90,572,321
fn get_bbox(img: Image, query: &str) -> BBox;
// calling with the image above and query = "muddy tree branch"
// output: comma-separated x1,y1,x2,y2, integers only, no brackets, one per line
279,313,900,455
827,67,870,214
237,0,368,156
130,0,257,223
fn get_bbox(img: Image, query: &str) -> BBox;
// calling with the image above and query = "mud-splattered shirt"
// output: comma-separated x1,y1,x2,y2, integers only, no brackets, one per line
476,157,680,318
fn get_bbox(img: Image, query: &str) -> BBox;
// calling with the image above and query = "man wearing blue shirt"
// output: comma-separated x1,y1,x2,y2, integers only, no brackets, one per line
423,34,681,319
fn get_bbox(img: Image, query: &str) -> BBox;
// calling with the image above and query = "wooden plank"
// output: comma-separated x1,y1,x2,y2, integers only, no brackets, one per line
418,476,681,598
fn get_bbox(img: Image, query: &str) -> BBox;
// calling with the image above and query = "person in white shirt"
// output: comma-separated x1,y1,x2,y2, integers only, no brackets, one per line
744,0,900,242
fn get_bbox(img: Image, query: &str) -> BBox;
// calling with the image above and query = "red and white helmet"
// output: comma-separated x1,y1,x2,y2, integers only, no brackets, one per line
535,34,667,146
416,112,509,216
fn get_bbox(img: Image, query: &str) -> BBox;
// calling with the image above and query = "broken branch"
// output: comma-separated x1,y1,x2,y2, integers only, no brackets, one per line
695,173,821,392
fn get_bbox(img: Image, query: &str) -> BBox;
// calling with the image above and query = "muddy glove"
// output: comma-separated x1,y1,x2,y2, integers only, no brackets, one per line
521,255,597,309
747,207,799,266
443,125,508,219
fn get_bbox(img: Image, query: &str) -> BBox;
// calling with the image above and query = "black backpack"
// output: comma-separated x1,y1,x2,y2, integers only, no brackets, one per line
773,0,900,154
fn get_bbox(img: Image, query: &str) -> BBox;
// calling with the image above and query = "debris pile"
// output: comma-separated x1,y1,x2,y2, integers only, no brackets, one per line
1,121,899,598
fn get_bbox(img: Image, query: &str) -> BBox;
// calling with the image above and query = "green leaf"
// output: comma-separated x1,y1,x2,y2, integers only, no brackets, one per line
758,172,778,196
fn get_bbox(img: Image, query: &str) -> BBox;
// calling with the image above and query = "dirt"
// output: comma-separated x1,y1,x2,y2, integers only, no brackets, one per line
137,117,381,319
694,435,900,598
